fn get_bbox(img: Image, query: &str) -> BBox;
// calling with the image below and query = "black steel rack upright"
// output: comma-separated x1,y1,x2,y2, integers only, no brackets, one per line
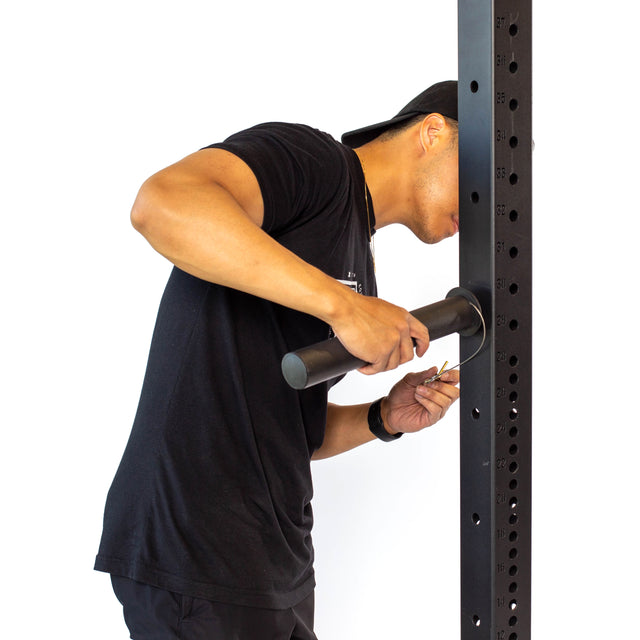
458,1,532,639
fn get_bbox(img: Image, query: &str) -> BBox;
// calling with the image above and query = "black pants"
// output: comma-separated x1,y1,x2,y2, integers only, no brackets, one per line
111,576,318,640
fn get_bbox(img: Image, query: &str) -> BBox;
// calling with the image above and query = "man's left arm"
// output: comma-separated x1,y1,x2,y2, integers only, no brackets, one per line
312,368,460,461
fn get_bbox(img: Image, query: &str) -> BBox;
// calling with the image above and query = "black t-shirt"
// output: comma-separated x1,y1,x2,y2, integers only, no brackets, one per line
94,123,377,609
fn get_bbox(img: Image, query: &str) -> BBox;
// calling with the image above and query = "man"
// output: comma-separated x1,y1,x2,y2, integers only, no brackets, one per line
95,80,461,639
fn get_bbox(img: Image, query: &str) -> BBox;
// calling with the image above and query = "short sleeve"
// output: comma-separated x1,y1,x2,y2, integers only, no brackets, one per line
205,123,347,237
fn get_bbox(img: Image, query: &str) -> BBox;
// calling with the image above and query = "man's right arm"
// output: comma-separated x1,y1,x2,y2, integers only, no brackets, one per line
130,148,429,373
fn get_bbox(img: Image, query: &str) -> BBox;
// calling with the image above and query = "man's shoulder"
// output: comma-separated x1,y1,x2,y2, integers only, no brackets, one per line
209,122,351,182
239,121,333,137
217,122,340,153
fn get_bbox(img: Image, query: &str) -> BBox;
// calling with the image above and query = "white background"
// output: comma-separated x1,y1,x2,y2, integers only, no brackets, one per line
2,1,638,638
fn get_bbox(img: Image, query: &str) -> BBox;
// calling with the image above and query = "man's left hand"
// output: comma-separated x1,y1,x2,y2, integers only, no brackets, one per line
382,367,461,436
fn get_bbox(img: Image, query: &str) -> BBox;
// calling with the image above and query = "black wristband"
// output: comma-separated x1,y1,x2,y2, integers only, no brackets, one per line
368,397,403,442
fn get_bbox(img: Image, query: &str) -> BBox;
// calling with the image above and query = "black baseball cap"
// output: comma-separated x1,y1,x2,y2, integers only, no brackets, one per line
341,80,458,148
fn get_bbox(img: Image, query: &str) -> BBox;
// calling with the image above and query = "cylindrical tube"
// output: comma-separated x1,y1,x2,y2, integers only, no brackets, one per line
281,287,482,389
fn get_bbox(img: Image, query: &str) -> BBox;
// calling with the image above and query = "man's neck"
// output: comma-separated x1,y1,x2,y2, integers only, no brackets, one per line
353,136,413,230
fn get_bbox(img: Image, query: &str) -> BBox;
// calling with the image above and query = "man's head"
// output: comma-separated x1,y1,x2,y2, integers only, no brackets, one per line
343,81,459,244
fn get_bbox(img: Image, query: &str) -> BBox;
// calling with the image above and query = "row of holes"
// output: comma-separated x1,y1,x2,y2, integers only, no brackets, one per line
502,307,523,628
500,37,523,627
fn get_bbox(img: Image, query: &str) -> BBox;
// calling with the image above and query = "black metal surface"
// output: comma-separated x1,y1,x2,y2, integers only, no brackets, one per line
458,1,532,639
281,289,482,390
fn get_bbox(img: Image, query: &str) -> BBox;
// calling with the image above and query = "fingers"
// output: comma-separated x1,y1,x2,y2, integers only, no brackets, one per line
413,366,460,418
357,351,396,376
439,369,460,384
370,315,428,372
404,367,459,388
403,367,438,387
415,373,460,412
338,298,430,376
417,379,460,403
408,316,430,358
427,377,460,398
387,313,426,369
356,314,421,375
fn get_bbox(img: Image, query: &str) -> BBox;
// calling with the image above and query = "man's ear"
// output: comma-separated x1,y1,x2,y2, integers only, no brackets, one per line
418,113,447,153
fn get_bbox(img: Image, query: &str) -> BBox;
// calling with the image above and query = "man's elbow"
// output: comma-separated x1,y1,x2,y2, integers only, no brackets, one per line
130,175,169,241
130,195,146,235
131,177,154,235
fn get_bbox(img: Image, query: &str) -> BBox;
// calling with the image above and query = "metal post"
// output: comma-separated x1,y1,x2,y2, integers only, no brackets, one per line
458,0,532,638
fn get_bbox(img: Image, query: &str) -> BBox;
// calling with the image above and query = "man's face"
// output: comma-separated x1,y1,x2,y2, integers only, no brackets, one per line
408,136,459,244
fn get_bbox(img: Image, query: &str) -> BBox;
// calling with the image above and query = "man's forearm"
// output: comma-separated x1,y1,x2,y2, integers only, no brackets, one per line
312,401,390,460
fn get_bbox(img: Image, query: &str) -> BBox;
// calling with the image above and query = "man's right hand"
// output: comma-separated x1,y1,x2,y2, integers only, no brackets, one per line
328,290,430,375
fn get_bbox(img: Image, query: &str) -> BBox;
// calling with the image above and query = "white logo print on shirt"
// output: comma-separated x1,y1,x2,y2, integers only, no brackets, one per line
336,272,363,295
329,272,363,339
